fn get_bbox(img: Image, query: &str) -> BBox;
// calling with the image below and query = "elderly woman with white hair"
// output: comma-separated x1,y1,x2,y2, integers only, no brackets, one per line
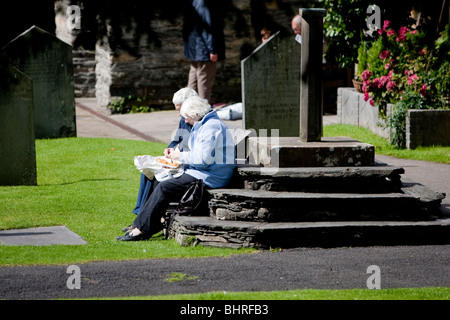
130,87,197,217
118,95,235,241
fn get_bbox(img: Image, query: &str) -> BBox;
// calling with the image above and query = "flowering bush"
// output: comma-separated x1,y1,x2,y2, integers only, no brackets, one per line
356,21,450,147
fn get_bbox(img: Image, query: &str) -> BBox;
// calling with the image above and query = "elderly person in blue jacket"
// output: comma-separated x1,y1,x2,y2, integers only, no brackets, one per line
118,96,235,241
130,88,197,217
183,0,225,103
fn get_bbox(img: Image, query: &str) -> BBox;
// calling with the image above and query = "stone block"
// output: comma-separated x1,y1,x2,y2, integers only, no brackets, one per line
406,109,450,149
247,136,374,167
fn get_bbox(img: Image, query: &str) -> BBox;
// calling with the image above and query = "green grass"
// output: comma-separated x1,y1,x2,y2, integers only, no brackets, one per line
0,138,254,266
1,136,448,300
324,124,450,164
98,287,450,300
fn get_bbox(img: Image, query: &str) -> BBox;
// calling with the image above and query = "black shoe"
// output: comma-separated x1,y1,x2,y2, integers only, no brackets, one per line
117,232,146,241
121,224,135,232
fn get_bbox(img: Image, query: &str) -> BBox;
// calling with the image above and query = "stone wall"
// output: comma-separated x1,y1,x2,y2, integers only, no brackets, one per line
69,0,311,106
407,109,450,149
337,87,450,149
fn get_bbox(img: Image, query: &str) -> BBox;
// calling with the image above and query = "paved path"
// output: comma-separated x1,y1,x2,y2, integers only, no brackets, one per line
0,98,448,300
1,245,449,299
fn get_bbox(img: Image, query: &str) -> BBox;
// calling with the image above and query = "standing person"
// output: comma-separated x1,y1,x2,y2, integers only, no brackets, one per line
183,0,225,103
118,96,236,241
129,88,197,219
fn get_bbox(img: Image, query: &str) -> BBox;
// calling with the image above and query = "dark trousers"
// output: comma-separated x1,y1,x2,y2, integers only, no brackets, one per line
133,174,197,236
132,173,153,215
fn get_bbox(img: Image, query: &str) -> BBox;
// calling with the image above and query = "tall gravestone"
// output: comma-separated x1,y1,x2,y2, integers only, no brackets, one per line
2,26,76,139
246,8,375,167
0,65,37,186
241,31,301,137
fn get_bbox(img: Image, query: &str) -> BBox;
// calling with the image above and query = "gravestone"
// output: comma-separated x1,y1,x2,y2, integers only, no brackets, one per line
246,9,375,167
2,25,76,139
241,31,301,137
0,65,37,186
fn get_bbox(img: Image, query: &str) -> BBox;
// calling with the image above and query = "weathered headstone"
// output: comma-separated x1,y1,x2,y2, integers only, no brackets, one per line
246,8,375,167
241,31,301,137
0,65,37,186
2,25,76,139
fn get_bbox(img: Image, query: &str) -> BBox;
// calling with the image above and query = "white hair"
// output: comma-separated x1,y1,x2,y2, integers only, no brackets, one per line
180,96,211,120
172,87,198,105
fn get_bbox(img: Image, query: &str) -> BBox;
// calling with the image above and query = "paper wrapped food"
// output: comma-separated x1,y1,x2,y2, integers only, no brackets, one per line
134,155,183,181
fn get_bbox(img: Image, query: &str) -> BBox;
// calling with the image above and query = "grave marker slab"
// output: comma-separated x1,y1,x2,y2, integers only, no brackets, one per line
2,25,76,139
241,32,301,137
0,65,36,186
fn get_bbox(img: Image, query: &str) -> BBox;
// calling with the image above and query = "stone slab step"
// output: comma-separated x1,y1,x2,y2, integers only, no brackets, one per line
169,215,450,249
247,136,375,167
208,188,426,221
235,165,404,193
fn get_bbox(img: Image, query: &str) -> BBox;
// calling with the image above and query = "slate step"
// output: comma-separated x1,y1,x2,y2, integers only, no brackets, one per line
208,188,428,222
169,215,450,249
233,165,405,193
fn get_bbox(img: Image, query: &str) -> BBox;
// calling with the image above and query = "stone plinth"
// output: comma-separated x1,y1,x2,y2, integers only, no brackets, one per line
247,136,375,167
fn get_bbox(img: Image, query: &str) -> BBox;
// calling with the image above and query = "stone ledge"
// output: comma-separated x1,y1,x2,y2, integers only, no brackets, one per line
170,215,450,248
237,165,404,192
247,136,374,167
208,189,425,222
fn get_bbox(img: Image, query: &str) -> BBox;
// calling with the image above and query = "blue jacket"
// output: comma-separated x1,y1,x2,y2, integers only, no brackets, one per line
180,110,235,188
168,117,192,151
183,0,225,62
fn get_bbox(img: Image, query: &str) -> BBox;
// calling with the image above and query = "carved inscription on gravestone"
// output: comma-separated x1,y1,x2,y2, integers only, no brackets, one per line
241,32,301,137
0,65,37,186
3,26,76,139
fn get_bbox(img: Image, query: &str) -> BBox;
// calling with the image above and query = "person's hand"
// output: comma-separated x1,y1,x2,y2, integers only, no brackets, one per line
164,148,174,158
210,53,218,62
170,148,181,161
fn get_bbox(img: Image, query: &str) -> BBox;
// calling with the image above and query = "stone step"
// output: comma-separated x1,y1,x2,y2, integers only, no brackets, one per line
169,215,450,249
233,165,405,193
208,188,427,221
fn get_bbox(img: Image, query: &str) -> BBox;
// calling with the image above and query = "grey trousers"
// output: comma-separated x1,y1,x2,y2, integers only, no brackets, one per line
187,60,217,103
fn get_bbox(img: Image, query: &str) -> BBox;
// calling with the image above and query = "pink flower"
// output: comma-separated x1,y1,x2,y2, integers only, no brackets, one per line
364,92,370,101
361,69,372,81
410,30,417,34
404,70,412,76
396,26,409,42
386,81,396,92
420,84,427,96
362,81,370,93
379,75,390,87
419,48,426,55
383,20,391,29
407,74,419,85
372,78,381,88
369,99,375,106
387,29,396,36
379,50,391,60
378,28,384,35
384,63,390,69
